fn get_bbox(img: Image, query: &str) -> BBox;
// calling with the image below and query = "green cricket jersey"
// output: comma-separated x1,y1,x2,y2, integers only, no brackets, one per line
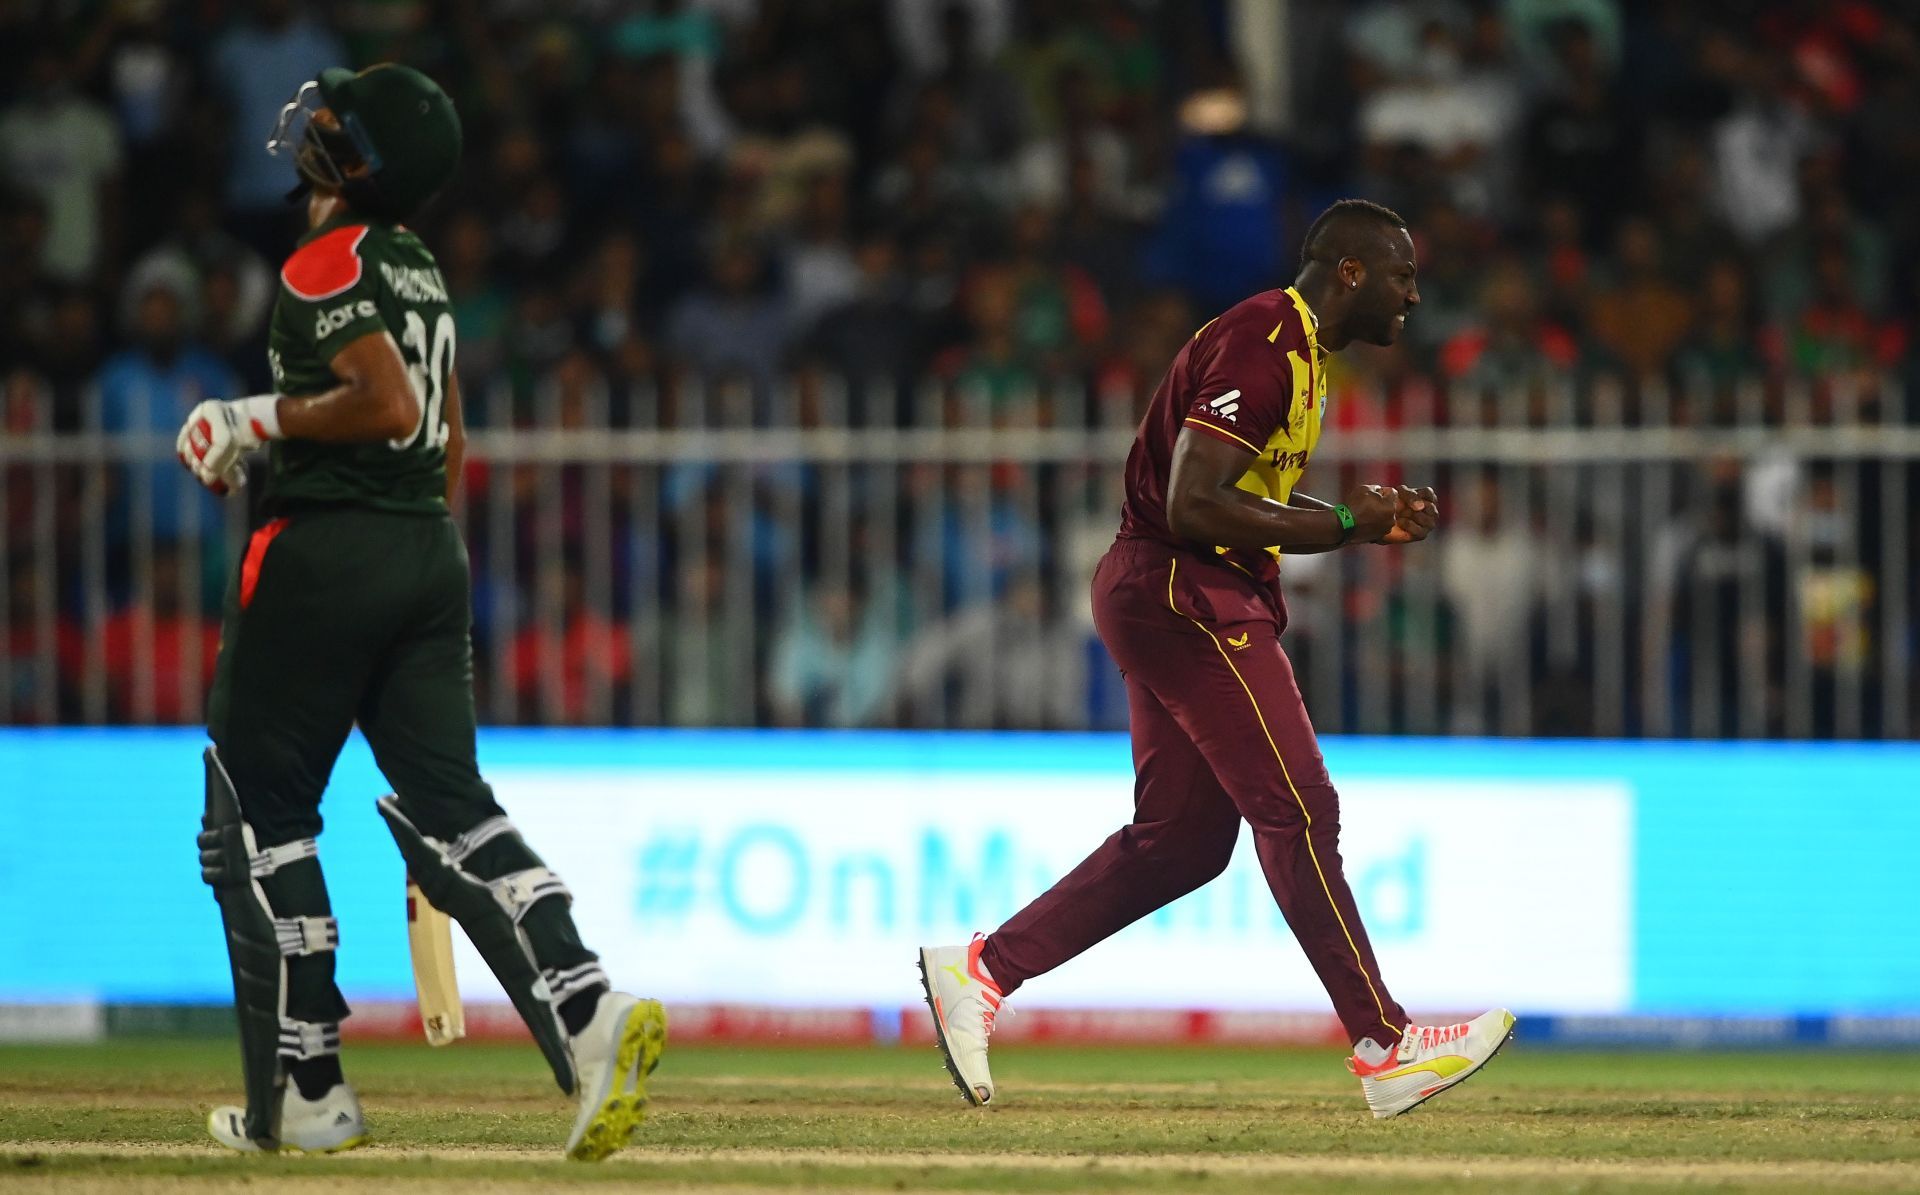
264,213,454,513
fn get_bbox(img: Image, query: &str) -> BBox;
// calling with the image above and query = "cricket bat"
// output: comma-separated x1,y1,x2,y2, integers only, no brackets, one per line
406,874,466,1046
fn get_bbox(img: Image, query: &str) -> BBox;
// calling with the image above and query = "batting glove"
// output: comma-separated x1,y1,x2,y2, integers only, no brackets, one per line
176,396,282,497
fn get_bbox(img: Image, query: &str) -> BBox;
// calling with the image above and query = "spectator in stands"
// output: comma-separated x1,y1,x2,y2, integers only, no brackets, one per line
891,0,1011,79
95,264,236,581
1531,195,1595,336
1438,257,1580,391
1521,18,1635,250
444,210,513,385
1357,14,1523,218
1846,56,1920,247
912,462,1044,613
1711,49,1816,246
1439,472,1539,734
1670,480,1786,737
206,0,347,257
935,261,1041,413
1767,244,1908,379
1507,0,1622,84
1649,143,1741,287
803,231,924,407
202,259,272,395
781,165,863,338
665,238,793,413
608,2,734,159
0,192,52,367
1092,288,1194,419
88,0,200,253
5,551,83,725
510,558,632,726
1003,202,1108,380
1675,258,1764,408
127,190,273,385
1794,463,1878,737
1588,217,1695,379
1054,138,1146,312
571,229,656,358
3,370,55,553
899,574,1083,728
872,105,995,231
495,176,573,284
633,128,715,307
1400,198,1487,366
503,284,576,405
1139,80,1291,312
100,544,220,724
563,58,655,226
668,556,754,727
21,287,106,432
1763,184,1892,323
769,576,898,728
0,47,123,283
1011,62,1139,221
890,0,1023,168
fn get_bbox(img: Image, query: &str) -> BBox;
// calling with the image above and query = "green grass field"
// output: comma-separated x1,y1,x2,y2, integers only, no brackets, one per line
2,1039,1916,1193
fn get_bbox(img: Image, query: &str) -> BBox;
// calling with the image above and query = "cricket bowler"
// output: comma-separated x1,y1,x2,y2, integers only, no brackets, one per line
920,200,1513,1119
179,64,665,1159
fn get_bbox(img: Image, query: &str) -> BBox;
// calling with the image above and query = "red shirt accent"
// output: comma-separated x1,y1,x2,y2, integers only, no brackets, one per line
1118,288,1311,585
240,517,292,610
280,225,369,301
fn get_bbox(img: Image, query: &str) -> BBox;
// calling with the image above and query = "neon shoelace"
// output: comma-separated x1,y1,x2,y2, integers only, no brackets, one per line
1409,1022,1469,1052
980,994,1005,1038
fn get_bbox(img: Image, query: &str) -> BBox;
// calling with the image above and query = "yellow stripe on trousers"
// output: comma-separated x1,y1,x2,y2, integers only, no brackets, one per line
1165,557,1398,1037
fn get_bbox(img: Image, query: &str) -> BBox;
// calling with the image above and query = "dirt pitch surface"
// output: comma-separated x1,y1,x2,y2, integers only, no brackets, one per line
3,1039,1917,1193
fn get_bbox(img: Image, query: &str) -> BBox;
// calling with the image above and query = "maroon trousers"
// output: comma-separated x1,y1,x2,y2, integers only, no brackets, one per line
979,538,1409,1046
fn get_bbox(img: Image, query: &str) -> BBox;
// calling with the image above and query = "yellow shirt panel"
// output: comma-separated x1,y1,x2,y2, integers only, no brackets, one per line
1227,290,1326,563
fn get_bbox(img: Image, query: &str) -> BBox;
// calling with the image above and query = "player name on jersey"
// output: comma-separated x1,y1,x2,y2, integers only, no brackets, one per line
378,262,449,304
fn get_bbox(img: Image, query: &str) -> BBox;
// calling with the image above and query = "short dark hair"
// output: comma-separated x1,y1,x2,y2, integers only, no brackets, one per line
1299,199,1409,269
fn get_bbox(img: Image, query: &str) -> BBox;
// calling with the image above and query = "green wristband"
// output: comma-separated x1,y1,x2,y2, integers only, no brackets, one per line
1331,504,1357,545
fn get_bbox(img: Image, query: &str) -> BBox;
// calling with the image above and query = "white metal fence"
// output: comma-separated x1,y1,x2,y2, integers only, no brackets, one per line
3,373,1915,738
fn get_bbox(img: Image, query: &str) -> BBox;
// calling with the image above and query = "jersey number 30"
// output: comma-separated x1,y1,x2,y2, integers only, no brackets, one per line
393,310,456,452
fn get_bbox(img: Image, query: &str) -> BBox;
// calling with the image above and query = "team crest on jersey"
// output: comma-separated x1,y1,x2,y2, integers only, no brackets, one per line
1205,390,1242,423
281,225,370,301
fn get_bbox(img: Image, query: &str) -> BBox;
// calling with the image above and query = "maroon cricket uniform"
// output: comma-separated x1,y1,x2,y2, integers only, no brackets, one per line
978,287,1411,1046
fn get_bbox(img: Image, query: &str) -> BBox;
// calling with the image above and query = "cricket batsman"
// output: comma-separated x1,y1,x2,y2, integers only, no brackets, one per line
919,200,1513,1119
178,64,665,1159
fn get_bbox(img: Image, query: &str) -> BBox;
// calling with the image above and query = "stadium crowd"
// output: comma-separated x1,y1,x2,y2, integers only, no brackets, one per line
2,0,1917,736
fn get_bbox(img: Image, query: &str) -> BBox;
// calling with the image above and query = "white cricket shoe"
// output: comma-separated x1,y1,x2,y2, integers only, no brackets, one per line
1348,1009,1516,1119
207,1082,366,1153
565,990,668,1161
918,934,1005,1106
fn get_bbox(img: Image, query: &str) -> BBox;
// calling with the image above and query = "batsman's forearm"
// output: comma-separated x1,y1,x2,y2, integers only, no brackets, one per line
444,425,465,503
275,382,419,444
1168,487,1347,551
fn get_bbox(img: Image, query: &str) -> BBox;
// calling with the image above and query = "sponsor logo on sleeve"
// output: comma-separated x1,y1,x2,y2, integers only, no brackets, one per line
314,299,379,339
1205,390,1242,423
